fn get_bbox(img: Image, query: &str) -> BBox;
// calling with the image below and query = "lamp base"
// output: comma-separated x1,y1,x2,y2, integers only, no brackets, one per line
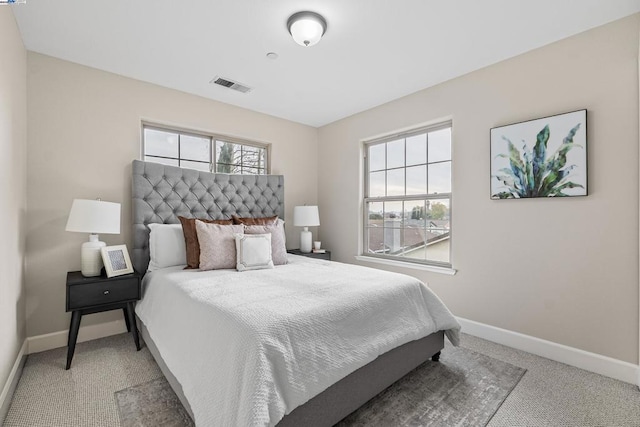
81,234,106,277
300,228,312,253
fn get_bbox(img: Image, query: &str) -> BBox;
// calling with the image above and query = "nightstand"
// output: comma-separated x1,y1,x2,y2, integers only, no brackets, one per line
287,249,331,261
65,271,142,369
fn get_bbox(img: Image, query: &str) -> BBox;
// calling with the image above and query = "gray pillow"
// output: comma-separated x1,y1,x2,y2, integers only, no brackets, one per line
244,219,287,265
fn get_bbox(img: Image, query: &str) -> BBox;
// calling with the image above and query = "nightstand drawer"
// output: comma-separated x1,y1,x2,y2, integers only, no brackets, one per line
68,278,139,310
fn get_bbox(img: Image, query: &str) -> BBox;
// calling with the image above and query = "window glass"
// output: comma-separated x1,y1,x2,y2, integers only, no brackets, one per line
406,165,427,195
428,128,451,163
143,126,268,175
386,169,404,196
180,160,210,172
428,161,451,194
406,133,427,166
144,156,178,167
216,140,241,170
242,145,263,170
369,171,385,197
364,123,452,268
144,129,178,158
369,143,386,171
386,139,404,169
180,135,210,162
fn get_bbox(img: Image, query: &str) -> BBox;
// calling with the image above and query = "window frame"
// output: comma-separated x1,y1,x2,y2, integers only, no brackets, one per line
362,121,453,269
141,123,271,174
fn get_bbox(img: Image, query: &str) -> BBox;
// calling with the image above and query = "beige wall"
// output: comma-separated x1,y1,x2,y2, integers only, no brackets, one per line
26,53,318,337
0,8,27,391
318,15,640,364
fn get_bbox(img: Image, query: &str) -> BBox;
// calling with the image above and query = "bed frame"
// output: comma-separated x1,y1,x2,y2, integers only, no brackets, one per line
131,160,444,426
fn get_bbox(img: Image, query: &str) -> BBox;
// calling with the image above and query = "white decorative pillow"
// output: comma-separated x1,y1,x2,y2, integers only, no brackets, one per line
195,221,244,270
235,233,274,272
244,219,287,265
147,223,187,271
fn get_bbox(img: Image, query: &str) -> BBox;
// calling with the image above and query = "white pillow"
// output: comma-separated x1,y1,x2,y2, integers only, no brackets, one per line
235,233,274,272
147,223,187,271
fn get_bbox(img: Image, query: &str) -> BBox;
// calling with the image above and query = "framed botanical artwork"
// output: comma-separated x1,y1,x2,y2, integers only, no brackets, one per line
101,244,134,277
490,109,587,199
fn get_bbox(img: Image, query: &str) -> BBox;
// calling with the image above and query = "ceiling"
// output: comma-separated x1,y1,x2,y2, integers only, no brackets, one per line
12,0,640,127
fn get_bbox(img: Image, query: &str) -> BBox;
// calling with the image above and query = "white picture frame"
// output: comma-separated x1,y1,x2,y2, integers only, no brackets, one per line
101,244,134,277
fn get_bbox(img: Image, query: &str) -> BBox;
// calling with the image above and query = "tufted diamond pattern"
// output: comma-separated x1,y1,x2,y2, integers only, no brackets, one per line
132,160,284,274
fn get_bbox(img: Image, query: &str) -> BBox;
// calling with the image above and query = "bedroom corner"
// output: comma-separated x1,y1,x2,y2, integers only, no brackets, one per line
0,5,27,422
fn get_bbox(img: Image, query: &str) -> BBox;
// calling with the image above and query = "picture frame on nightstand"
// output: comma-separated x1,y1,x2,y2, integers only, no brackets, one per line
101,244,134,277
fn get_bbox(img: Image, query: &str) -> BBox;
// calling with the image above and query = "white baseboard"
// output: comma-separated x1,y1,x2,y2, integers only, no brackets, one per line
27,319,127,354
0,340,27,424
456,317,639,386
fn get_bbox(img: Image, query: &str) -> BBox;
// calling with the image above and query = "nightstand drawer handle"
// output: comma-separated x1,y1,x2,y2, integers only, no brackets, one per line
103,290,110,295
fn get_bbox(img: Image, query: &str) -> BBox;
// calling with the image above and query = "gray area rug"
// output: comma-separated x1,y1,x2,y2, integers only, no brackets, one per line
115,345,525,427
115,377,194,427
338,345,525,426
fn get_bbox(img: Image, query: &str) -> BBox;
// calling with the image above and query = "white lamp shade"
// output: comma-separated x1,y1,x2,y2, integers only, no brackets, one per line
293,205,320,227
287,12,327,47
65,199,121,234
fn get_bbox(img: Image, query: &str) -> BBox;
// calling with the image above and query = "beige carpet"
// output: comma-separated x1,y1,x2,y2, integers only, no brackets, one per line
463,334,640,427
3,334,161,427
3,332,640,426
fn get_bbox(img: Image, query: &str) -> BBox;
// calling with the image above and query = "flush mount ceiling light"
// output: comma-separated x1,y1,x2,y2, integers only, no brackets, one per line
287,11,327,47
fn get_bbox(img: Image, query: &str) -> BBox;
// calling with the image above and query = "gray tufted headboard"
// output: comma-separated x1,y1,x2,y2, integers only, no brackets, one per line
131,160,285,273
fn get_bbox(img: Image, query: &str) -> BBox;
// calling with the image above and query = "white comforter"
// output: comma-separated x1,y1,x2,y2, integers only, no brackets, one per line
136,255,460,427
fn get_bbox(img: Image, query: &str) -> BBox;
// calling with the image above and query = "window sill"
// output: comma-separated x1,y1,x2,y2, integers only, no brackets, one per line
354,255,457,276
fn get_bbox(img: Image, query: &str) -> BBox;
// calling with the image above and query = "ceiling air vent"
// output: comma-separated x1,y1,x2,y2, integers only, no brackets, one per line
210,76,252,93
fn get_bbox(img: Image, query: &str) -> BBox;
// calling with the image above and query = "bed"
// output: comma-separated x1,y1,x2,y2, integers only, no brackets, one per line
131,160,460,426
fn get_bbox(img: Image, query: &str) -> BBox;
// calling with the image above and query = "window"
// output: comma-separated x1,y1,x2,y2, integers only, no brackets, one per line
142,125,269,174
363,123,452,267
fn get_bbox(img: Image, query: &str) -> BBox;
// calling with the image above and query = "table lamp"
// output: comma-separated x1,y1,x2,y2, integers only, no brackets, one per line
293,205,320,253
65,199,121,277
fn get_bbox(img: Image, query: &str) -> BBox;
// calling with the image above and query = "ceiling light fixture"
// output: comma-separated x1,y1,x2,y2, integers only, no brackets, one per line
287,11,327,47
